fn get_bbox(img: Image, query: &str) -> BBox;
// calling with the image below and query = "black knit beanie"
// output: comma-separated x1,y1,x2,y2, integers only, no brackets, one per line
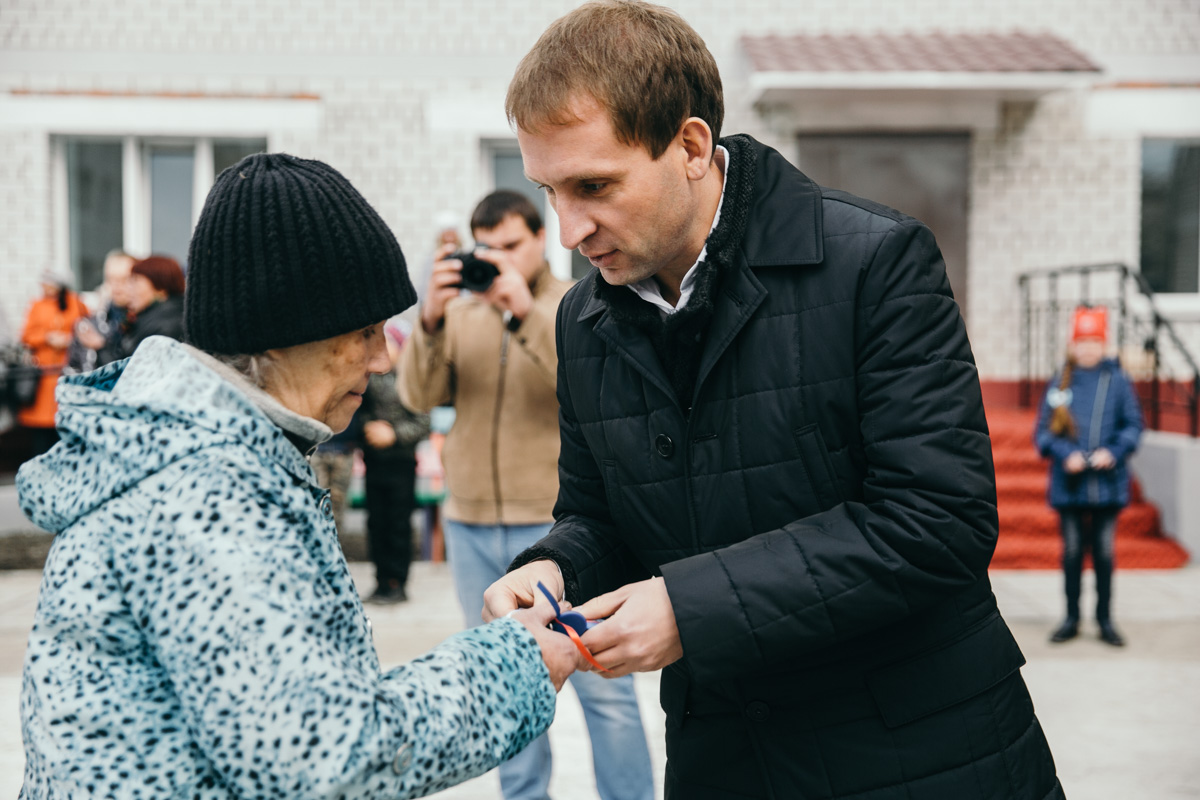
185,153,416,354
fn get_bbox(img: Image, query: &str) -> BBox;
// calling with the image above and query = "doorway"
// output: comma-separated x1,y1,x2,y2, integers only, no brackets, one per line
796,133,970,318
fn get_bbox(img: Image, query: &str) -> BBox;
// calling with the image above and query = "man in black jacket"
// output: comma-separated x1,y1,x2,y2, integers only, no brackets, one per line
484,2,1063,798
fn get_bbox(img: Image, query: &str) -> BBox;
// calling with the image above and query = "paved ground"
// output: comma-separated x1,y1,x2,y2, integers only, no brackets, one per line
0,555,1197,798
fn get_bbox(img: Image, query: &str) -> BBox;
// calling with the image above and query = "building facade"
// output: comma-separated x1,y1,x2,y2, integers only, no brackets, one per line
1,0,1198,389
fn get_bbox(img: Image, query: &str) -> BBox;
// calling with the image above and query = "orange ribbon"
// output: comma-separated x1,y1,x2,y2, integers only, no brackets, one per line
560,621,611,673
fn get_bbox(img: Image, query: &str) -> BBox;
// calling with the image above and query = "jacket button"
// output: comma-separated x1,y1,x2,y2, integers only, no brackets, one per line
655,434,674,458
392,742,413,775
745,701,770,722
319,494,333,518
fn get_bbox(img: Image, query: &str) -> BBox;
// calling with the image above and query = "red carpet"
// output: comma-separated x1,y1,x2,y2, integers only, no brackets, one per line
985,408,1189,569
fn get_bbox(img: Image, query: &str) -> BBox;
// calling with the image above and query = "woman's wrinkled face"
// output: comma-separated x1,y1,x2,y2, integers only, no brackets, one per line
264,322,392,433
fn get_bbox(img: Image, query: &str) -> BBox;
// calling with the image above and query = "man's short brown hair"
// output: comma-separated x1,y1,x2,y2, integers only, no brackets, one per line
506,0,723,160
471,190,543,236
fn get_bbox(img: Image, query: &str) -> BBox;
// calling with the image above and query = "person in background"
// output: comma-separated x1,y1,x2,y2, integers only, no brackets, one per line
360,318,430,604
1035,305,1143,647
19,270,88,456
72,248,135,372
412,210,464,306
0,303,15,436
17,152,576,797
311,420,359,534
400,189,654,800
96,255,186,364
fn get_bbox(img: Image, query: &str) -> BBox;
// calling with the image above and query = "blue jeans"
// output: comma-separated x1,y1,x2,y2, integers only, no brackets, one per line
444,519,655,800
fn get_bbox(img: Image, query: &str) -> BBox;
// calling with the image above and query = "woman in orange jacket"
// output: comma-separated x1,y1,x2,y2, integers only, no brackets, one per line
19,271,87,456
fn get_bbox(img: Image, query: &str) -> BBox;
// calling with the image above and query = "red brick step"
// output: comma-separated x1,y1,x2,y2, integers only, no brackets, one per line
984,407,1188,569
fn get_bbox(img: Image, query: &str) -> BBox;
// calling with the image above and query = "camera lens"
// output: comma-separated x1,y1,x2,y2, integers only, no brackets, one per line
450,251,500,292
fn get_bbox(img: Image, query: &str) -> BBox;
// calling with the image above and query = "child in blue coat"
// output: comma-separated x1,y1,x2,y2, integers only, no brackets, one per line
1035,306,1143,647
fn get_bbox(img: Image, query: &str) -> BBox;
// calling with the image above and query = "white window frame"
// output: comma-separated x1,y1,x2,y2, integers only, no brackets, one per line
1140,137,1200,321
1088,88,1200,318
481,138,573,281
53,135,268,273
0,92,319,276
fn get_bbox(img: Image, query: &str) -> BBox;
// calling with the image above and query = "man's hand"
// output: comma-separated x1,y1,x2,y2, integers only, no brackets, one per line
420,243,467,335
508,597,578,692
477,249,534,321
1088,447,1116,470
1064,451,1088,474
575,577,683,678
482,560,564,623
363,420,396,450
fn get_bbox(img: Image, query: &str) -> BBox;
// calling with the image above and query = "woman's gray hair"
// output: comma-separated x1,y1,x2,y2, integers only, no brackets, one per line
211,352,275,389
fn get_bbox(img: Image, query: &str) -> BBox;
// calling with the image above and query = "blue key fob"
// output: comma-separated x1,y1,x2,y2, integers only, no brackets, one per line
536,581,600,636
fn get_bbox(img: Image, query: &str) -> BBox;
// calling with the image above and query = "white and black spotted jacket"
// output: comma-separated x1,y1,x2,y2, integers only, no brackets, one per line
17,336,555,799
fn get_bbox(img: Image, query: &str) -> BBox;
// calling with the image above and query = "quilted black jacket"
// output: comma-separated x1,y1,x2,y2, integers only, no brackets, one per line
515,136,1060,798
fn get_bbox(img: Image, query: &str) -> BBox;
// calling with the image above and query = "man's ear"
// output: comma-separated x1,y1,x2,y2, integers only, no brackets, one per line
679,117,715,182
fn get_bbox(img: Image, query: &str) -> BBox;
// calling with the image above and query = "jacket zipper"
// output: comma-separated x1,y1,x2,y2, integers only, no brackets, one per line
491,329,511,524
1087,371,1111,506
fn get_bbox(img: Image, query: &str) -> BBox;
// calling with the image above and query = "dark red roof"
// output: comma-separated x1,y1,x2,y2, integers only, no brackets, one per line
741,31,1101,73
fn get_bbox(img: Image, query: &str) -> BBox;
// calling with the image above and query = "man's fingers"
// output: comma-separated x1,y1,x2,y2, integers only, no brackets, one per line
517,594,560,628
574,587,630,621
429,263,463,286
481,579,537,622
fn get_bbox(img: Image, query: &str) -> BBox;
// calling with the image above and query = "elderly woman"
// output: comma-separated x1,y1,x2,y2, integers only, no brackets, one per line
17,154,576,798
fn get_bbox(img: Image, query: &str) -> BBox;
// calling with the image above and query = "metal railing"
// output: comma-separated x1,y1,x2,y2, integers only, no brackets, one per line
1018,263,1200,437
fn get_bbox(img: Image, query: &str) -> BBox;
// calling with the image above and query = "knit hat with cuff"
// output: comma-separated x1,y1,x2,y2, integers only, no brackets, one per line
185,153,416,354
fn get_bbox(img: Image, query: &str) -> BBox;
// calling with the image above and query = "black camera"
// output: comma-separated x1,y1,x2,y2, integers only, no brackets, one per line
448,250,500,292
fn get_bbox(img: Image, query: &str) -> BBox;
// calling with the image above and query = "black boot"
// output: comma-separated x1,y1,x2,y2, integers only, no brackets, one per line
365,579,408,605
1049,618,1079,643
1098,621,1126,647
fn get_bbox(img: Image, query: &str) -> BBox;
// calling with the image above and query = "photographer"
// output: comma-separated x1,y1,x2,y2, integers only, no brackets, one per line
399,190,653,800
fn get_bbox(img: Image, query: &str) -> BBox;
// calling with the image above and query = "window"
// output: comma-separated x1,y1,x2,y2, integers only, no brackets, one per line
1141,139,1200,295
65,140,124,293
488,144,581,280
147,144,195,270
60,136,267,289
492,150,544,217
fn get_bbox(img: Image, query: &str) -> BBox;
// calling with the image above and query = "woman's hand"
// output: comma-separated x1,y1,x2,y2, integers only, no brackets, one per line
508,598,577,691
363,420,396,449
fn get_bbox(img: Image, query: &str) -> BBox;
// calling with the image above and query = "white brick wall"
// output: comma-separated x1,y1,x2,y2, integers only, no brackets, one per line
1,0,1198,380
0,129,53,335
968,94,1144,377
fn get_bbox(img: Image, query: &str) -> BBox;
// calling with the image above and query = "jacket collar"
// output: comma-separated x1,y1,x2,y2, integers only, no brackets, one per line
737,136,824,268
183,344,333,458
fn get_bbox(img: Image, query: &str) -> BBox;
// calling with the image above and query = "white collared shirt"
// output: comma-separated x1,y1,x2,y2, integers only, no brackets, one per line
626,145,730,317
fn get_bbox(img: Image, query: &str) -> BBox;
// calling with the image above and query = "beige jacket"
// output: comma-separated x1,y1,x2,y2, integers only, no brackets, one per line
398,265,570,525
